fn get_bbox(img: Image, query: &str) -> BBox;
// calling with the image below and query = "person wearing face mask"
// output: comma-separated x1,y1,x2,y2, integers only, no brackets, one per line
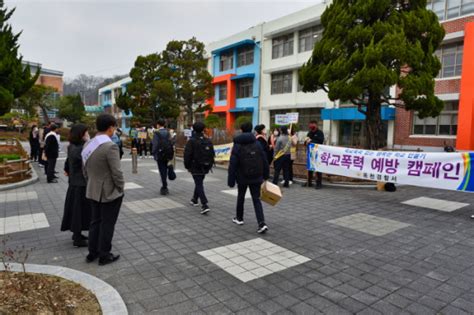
268,128,280,165
61,124,92,247
303,120,325,189
255,124,272,164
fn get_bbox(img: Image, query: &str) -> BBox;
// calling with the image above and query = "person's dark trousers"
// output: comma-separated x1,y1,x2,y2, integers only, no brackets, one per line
30,142,39,161
88,196,123,259
46,158,57,181
236,183,265,225
316,171,322,186
289,159,294,182
157,160,168,189
141,142,148,156
273,155,290,186
192,175,208,205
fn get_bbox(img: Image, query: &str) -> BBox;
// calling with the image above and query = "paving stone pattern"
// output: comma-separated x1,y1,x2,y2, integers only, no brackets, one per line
402,196,469,212
199,238,310,283
328,213,412,236
2,145,474,314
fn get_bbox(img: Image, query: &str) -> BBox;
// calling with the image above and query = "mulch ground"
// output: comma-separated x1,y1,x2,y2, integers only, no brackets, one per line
0,271,101,314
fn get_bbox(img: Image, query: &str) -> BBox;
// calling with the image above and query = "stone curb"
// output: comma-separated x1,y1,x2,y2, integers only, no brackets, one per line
0,164,39,192
1,263,128,315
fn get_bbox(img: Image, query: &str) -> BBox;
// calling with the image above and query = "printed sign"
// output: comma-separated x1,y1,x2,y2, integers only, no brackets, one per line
214,143,234,162
287,112,299,124
275,114,289,125
307,144,474,193
184,129,193,138
275,113,299,125
138,132,147,139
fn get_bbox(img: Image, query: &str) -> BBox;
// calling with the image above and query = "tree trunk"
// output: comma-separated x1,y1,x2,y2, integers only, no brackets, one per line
186,105,194,128
365,96,384,150
39,105,50,124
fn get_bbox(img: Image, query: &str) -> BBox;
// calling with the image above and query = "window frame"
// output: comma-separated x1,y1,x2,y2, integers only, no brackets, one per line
218,84,227,101
412,101,459,136
237,46,254,67
272,34,294,59
298,25,323,53
219,51,234,72
435,42,463,78
236,78,253,99
426,0,474,21
271,72,293,95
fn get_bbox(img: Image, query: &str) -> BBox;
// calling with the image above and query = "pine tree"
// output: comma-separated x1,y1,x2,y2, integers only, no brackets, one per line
0,1,38,115
299,0,445,149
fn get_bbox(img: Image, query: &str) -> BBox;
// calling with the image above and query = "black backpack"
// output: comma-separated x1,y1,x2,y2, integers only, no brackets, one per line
194,136,215,173
155,131,174,162
240,142,264,178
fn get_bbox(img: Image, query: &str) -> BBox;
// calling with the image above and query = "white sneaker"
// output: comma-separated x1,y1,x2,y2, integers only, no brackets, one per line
280,180,285,184
289,181,294,185
257,225,268,234
471,215,474,219
189,200,199,207
232,218,244,225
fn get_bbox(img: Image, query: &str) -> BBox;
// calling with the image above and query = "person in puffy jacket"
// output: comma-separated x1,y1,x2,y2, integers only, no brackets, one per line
228,122,270,234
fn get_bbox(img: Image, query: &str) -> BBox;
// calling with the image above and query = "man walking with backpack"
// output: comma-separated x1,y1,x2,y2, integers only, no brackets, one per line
228,122,270,234
152,119,174,195
184,122,215,214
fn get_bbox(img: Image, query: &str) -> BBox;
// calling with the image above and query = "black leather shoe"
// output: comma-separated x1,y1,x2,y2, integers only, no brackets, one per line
86,254,98,263
99,254,120,266
302,182,313,187
73,239,88,247
315,184,322,190
47,179,58,183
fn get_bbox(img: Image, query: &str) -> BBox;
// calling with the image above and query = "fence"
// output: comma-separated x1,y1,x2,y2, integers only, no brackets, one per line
0,138,32,184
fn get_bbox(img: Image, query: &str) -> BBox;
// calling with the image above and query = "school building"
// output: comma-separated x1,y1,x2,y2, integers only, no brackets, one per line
206,25,263,129
97,77,132,133
394,0,474,151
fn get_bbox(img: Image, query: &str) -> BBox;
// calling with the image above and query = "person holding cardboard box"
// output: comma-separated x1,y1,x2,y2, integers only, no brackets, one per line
228,122,270,234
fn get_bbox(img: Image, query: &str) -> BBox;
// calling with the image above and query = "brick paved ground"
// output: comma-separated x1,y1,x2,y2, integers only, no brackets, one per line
2,145,474,314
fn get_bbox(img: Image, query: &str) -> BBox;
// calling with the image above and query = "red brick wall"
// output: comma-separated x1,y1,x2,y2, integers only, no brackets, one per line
434,78,461,94
442,15,474,34
35,75,64,95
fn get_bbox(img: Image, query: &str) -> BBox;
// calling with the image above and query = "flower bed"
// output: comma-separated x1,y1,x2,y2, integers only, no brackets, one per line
0,271,101,314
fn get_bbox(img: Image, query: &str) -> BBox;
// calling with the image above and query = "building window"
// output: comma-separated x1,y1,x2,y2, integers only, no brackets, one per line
435,43,463,78
271,72,293,94
413,101,458,136
298,25,323,53
237,46,254,67
219,51,233,72
218,84,227,101
426,0,474,21
272,34,294,59
236,78,253,99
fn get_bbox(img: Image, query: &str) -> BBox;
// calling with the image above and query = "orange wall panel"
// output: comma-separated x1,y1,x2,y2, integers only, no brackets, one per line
456,22,474,150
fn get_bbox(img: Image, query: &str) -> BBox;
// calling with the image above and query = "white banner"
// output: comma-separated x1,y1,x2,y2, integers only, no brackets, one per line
307,144,474,193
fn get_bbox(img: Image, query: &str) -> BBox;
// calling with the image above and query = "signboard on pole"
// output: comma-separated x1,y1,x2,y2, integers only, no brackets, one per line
287,112,299,124
275,114,289,125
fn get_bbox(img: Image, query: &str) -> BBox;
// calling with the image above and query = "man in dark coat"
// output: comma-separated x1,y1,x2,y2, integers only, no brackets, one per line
44,124,59,183
184,122,215,214
303,120,325,189
152,118,173,195
228,122,270,234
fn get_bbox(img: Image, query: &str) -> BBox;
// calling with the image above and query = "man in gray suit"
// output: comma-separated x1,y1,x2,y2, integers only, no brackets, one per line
82,114,124,266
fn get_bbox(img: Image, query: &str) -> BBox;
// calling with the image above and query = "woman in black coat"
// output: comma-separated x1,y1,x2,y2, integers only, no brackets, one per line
61,124,92,247
29,125,40,162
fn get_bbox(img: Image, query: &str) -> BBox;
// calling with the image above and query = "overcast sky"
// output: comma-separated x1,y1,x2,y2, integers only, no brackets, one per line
5,0,320,80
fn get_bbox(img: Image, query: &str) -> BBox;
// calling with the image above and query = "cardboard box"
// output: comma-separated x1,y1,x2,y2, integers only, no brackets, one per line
260,181,282,206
